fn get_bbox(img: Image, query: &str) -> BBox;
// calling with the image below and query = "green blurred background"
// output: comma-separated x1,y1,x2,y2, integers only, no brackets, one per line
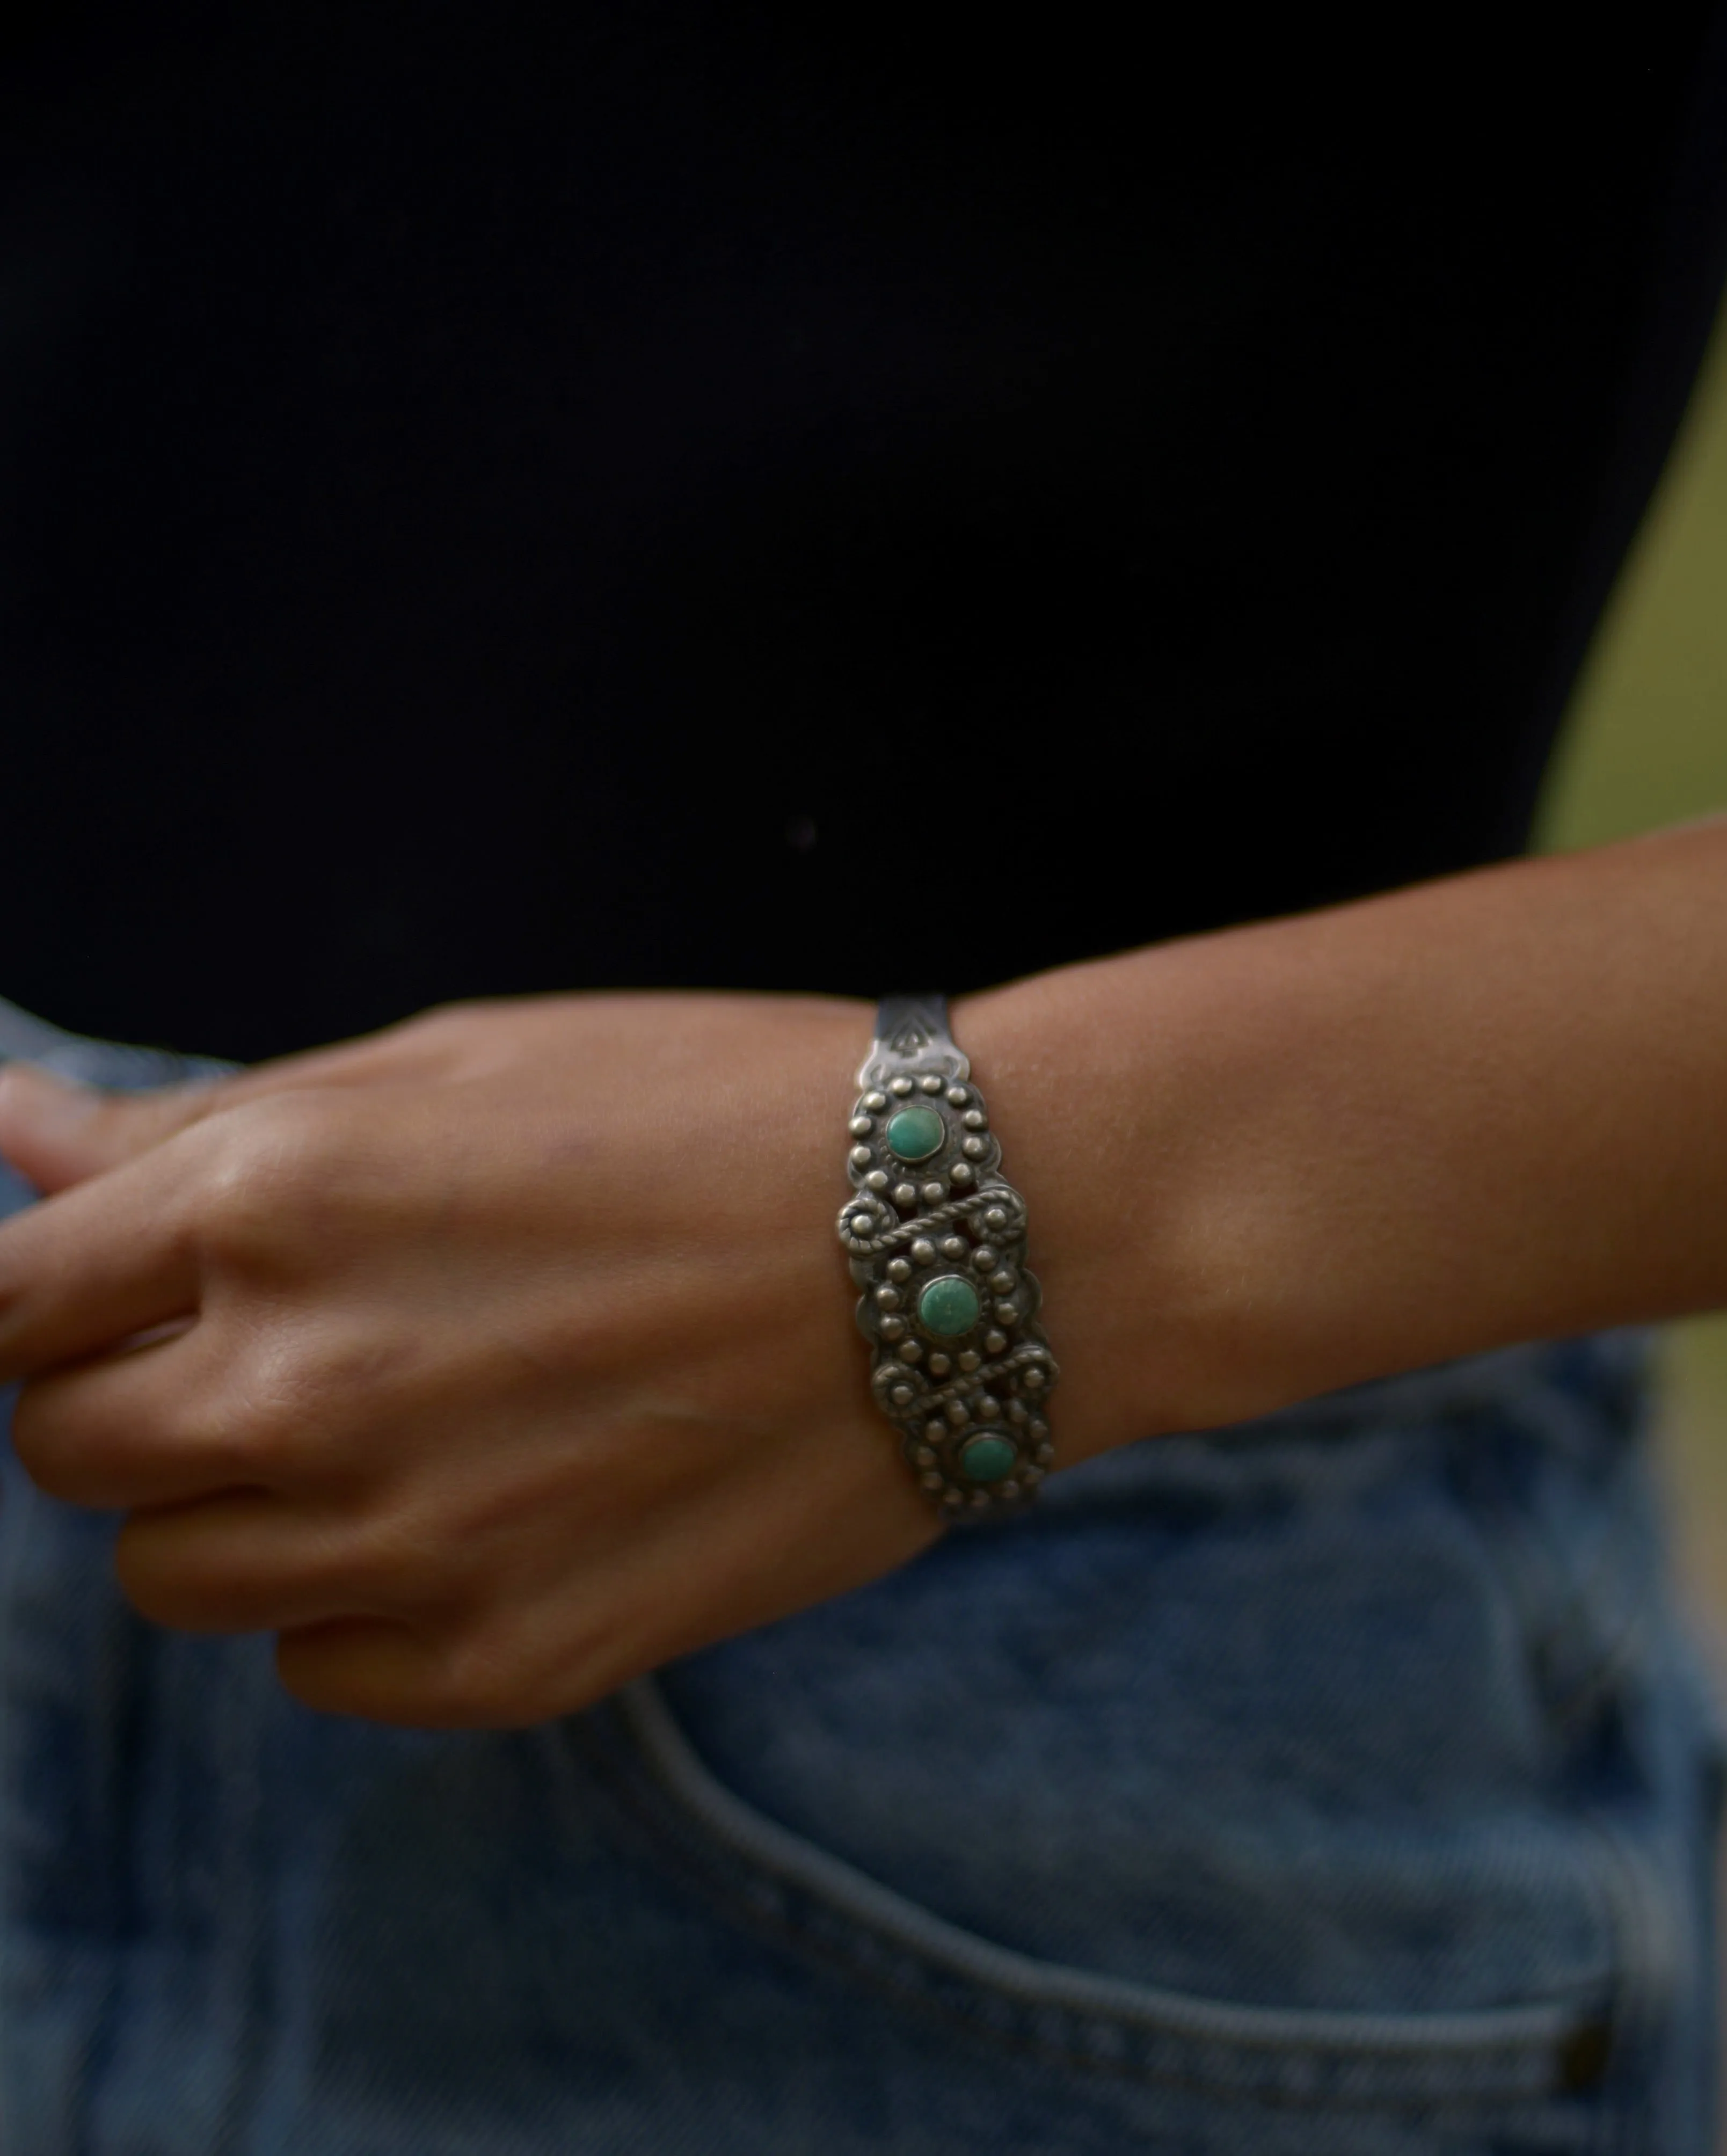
1536,295,1727,1656
1531,296,1727,2133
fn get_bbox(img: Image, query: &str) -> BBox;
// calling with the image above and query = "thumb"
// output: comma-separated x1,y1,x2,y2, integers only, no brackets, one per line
0,1062,230,1194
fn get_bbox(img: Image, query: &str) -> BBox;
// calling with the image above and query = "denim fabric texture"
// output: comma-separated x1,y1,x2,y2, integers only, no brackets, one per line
0,999,1722,2153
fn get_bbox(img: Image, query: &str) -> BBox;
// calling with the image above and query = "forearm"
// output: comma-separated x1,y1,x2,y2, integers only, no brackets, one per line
955,815,1727,1466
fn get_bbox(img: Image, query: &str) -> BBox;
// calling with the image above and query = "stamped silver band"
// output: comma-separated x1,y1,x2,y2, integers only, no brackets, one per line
836,993,1058,1521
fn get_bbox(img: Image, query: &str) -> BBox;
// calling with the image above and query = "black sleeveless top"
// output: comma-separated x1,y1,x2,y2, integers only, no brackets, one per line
3,3,1726,1061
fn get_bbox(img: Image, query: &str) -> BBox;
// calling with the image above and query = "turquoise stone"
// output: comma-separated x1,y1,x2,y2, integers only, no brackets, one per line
917,1274,981,1337
960,1431,1018,1483
885,1105,944,1161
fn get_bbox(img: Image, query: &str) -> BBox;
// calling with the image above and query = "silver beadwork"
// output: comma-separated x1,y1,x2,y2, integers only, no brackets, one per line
837,992,1059,1525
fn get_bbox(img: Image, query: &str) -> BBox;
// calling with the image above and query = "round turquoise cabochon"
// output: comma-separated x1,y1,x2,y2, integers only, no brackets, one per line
960,1432,1018,1482
917,1274,981,1337
885,1105,944,1161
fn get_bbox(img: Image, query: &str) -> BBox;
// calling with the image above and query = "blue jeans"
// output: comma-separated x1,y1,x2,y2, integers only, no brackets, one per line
0,1001,1722,2153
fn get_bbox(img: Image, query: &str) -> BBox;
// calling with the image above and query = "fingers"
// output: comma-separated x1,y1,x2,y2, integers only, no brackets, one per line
0,1063,232,1193
0,1120,210,1381
14,1320,448,1636
10,1319,241,1509
0,1006,469,1193
113,1492,416,1636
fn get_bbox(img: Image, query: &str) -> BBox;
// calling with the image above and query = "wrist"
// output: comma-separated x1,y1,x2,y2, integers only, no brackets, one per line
956,825,1727,1467
955,935,1410,1461
949,957,1230,1462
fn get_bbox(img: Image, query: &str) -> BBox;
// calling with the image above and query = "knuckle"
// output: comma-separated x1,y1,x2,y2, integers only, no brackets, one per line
386,1001,493,1065
170,1339,311,1480
418,1613,545,1728
417,999,493,1036
192,1096,347,1266
227,1324,395,1484
178,1388,292,1480
455,1602,617,1725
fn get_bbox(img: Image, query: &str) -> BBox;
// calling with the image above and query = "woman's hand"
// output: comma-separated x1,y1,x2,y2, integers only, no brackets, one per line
0,993,945,1728
9,817,1727,1730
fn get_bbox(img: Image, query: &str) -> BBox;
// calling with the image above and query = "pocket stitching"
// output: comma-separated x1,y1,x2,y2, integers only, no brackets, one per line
592,1673,1614,2113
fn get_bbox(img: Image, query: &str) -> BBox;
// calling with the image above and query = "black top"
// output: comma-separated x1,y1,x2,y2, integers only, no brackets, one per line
3,4,1726,1062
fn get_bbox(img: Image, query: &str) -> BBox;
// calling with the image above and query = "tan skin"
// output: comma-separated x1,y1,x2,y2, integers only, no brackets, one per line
1,813,1726,1728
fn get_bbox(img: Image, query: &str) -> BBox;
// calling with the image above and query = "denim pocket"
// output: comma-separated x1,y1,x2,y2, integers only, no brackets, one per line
0,1005,1713,2150
581,1344,1716,2148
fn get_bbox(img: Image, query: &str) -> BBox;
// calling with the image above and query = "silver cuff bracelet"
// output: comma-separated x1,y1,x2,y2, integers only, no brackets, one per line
836,992,1058,1521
